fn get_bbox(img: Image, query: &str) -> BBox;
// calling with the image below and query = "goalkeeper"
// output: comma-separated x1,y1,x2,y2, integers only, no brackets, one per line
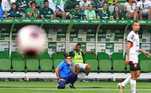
55,53,80,89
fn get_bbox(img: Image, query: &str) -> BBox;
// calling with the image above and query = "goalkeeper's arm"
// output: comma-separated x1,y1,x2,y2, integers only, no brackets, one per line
55,68,61,80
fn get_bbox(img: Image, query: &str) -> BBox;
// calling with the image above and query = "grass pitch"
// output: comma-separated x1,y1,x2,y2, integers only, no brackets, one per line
0,81,150,93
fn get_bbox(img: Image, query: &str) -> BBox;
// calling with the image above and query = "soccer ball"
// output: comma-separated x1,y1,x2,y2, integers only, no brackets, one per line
16,25,47,56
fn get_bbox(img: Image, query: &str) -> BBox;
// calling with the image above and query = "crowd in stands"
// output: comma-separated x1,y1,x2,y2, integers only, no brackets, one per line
0,0,151,20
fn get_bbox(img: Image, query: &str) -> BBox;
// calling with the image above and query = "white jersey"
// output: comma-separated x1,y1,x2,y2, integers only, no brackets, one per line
127,31,140,63
124,2,137,13
137,0,151,10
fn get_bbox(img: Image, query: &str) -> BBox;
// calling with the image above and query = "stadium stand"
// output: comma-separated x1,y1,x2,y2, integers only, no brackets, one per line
111,52,126,72
97,52,112,72
0,0,148,20
0,51,11,71
84,52,99,72
39,51,53,72
139,53,151,72
12,51,25,72
51,52,64,70
26,57,40,72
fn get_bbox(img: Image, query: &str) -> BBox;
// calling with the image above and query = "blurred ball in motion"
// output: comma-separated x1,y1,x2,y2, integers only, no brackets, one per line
16,25,47,56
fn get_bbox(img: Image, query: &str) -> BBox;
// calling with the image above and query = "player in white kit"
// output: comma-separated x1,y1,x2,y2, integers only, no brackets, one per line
118,21,150,93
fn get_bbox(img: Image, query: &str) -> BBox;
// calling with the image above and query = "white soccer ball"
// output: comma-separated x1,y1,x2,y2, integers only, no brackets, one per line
16,25,47,56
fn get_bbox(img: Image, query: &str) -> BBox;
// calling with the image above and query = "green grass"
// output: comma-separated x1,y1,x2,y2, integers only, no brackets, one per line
0,81,150,93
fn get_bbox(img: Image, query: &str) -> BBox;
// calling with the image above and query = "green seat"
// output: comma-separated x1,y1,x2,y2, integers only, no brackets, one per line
26,57,39,72
139,53,151,72
39,52,52,71
84,52,98,72
12,52,25,72
0,51,11,71
97,52,112,72
52,52,64,70
112,52,126,72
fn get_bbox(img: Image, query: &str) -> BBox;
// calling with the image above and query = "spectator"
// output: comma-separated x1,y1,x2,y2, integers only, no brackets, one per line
48,0,56,12
64,0,79,11
55,0,67,19
91,0,105,9
107,0,121,19
97,3,109,19
54,0,65,11
47,0,66,19
18,7,26,18
1,0,11,11
107,0,118,5
35,0,44,8
70,43,91,75
79,0,91,10
1,0,11,17
54,6,66,19
69,4,85,19
84,4,97,20
10,0,17,3
108,3,115,19
16,0,30,12
114,1,122,19
25,1,40,18
78,0,91,20
124,0,138,20
137,0,151,19
8,3,23,18
40,0,54,19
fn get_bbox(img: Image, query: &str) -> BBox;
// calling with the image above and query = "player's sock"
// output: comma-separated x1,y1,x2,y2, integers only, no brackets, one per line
130,79,136,93
121,75,131,86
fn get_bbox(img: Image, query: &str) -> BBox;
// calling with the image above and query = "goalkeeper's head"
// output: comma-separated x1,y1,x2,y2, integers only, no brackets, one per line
64,53,72,65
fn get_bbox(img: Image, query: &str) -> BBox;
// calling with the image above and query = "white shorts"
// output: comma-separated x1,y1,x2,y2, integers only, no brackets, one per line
75,63,87,70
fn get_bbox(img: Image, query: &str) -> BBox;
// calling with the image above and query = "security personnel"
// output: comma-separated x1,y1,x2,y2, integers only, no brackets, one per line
70,43,91,75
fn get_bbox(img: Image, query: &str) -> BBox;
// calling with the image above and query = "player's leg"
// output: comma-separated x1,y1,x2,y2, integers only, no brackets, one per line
118,61,134,93
130,63,140,93
64,73,78,88
79,63,91,75
77,63,91,75
72,64,80,74
118,62,131,93
119,86,124,93
130,71,137,93
57,73,78,89
118,75,131,93
135,70,141,79
57,79,66,89
130,62,141,93
135,63,141,79
84,64,91,75
119,75,131,87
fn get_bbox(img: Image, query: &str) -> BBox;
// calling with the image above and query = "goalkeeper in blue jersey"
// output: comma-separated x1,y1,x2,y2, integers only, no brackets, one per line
55,53,80,89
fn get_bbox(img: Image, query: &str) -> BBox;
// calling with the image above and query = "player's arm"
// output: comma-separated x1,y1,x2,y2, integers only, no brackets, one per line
55,67,60,80
55,62,64,80
139,49,151,57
